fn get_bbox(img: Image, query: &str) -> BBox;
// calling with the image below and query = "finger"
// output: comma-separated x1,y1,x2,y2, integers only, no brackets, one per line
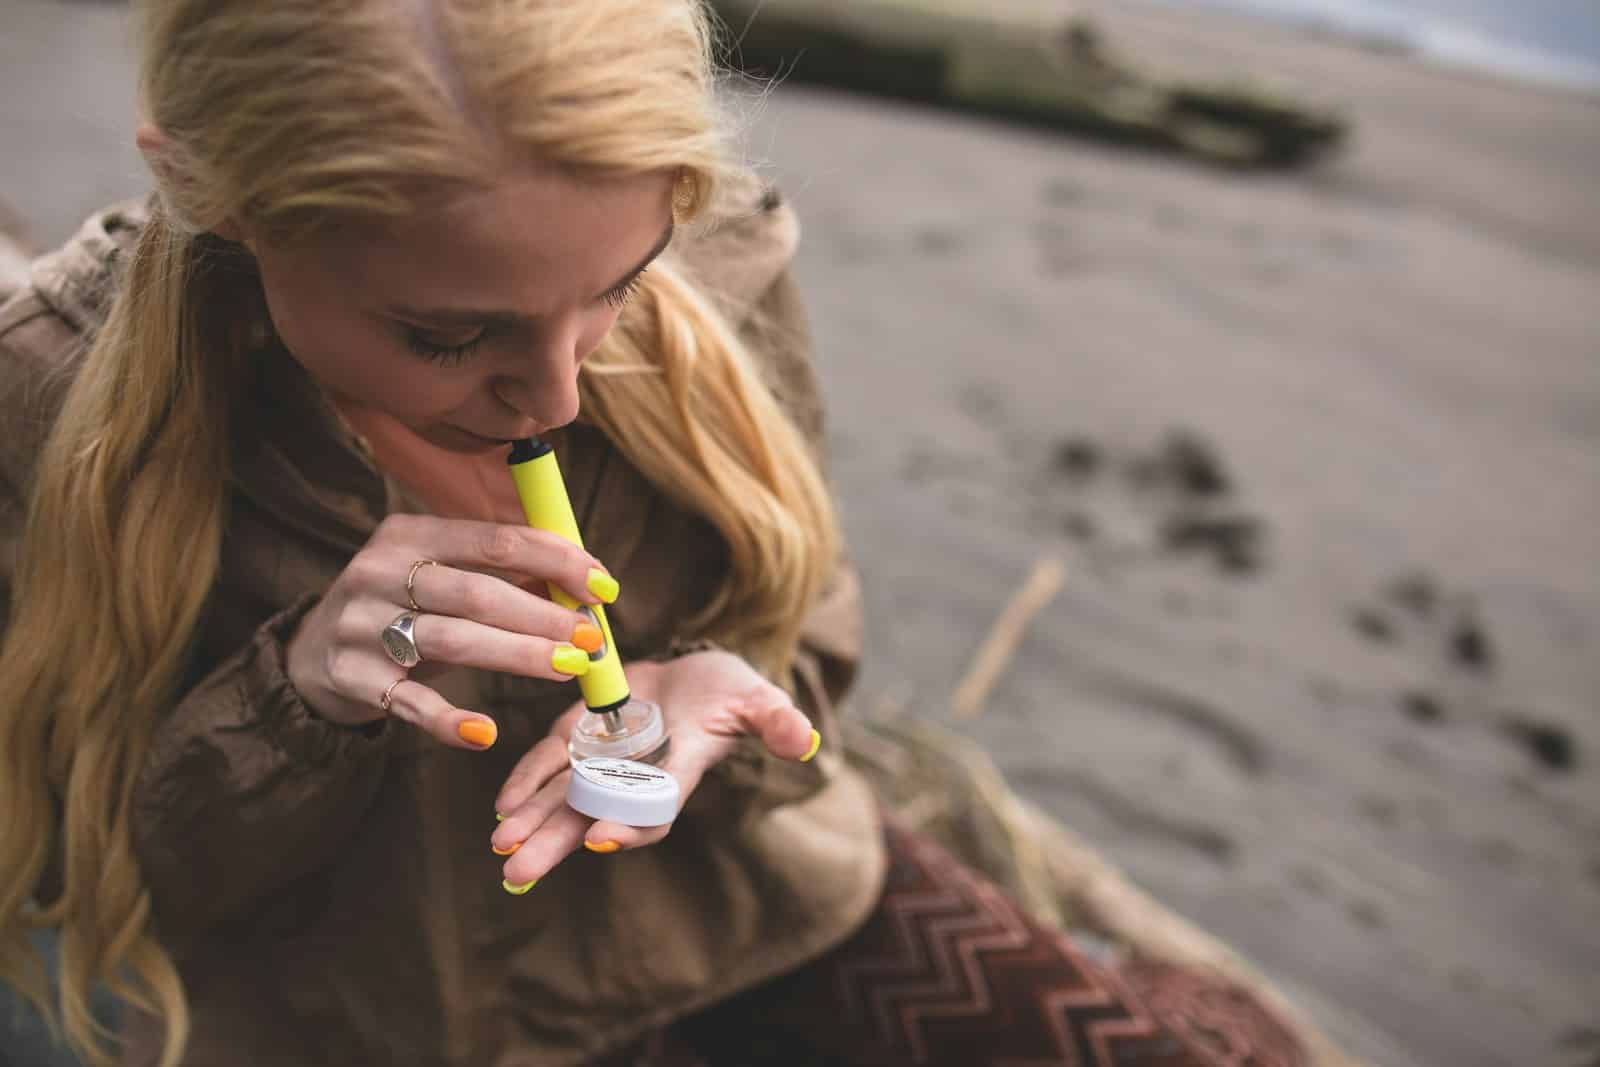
495,733,573,818
734,689,819,763
582,818,673,854
492,768,573,857
372,676,499,751
406,563,596,648
357,600,592,682
500,804,592,891
380,515,618,606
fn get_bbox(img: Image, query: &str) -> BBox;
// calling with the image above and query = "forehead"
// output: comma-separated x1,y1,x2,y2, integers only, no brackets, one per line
327,166,676,310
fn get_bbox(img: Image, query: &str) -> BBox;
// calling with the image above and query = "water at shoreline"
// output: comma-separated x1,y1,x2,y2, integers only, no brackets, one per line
1152,0,1600,93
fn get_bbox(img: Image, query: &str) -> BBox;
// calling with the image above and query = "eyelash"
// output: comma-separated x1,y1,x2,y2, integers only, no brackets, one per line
604,269,647,310
404,269,647,365
405,330,485,367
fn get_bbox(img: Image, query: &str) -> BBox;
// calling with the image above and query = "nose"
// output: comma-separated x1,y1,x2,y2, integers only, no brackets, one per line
495,376,579,433
494,326,583,431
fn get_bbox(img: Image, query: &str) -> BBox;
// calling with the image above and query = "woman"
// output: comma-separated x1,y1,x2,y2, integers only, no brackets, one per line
0,2,1311,1065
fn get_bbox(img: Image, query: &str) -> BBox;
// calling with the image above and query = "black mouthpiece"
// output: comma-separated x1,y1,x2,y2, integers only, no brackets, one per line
507,437,551,465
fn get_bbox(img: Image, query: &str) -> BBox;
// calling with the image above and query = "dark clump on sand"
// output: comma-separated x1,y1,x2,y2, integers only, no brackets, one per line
1501,717,1578,773
1151,431,1263,573
1400,691,1446,724
1383,571,1441,619
1556,1025,1600,1067
1360,572,1498,678
1350,606,1396,644
1127,428,1240,504
1160,429,1232,496
1043,427,1268,576
1161,513,1264,574
1051,436,1102,481
1449,616,1494,672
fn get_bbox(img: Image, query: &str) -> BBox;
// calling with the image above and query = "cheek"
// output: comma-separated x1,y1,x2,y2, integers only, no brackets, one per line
255,254,471,414
576,309,626,364
257,256,366,377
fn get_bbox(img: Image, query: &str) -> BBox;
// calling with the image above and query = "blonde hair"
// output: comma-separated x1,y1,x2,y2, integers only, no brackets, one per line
0,2,838,1064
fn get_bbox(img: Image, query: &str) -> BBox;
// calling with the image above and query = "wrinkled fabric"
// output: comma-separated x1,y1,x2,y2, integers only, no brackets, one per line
0,178,886,1066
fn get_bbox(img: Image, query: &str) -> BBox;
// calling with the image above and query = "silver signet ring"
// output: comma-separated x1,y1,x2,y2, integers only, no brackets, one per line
381,610,423,668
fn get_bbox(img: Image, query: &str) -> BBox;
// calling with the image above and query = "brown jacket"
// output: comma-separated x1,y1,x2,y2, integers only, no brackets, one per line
0,184,886,1066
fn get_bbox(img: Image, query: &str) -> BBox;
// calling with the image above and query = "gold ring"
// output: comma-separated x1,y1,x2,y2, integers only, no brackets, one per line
379,677,406,713
406,559,437,612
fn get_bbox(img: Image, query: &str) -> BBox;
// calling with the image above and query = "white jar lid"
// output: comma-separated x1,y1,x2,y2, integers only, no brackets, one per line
566,757,680,827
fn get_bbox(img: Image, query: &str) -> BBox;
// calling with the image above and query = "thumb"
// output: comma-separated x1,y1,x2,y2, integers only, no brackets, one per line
737,690,821,763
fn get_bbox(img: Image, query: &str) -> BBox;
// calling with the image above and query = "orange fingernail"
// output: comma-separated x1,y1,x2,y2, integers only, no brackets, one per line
458,719,497,748
492,840,522,856
584,840,621,854
800,729,821,763
571,622,604,654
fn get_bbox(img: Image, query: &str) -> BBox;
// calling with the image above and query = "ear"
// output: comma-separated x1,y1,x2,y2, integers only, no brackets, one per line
133,121,165,158
135,121,248,245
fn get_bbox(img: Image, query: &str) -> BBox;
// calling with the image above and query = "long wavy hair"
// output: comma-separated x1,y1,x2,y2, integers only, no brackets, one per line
0,1,839,1064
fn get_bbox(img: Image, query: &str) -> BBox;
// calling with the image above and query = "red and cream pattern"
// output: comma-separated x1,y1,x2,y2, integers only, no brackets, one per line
611,821,1308,1067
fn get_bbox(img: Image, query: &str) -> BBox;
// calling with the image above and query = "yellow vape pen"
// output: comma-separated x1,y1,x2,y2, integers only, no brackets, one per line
507,437,667,766
507,437,630,716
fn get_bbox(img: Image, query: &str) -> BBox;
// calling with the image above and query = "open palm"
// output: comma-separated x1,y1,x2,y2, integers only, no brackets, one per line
487,651,819,891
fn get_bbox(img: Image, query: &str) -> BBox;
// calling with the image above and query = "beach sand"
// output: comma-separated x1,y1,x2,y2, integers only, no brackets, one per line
736,4,1599,1066
4,1,1598,1065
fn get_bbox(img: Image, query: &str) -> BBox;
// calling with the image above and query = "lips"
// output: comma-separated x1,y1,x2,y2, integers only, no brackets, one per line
452,426,521,445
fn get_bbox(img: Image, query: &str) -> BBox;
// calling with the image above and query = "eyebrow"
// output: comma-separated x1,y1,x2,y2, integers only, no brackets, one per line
388,218,675,327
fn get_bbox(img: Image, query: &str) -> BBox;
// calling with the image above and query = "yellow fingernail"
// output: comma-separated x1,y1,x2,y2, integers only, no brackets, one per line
501,879,537,896
552,644,590,676
457,719,497,748
584,840,621,854
800,729,821,763
586,568,620,604
571,622,604,654
492,841,522,857
495,812,505,822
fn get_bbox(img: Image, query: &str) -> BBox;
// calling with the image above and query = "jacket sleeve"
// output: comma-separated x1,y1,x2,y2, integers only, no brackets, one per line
129,594,404,954
0,305,400,956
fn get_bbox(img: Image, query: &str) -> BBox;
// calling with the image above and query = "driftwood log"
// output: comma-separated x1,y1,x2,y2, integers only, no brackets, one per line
708,0,1348,169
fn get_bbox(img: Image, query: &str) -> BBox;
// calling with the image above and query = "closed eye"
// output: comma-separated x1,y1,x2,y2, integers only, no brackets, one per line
404,326,487,366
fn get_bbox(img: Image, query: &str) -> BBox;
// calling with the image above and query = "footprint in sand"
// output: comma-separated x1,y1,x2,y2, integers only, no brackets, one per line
1040,427,1268,578
1347,573,1579,775
1349,571,1495,672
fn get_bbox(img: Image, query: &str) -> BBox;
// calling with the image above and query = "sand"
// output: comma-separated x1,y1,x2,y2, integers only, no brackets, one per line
4,1,1598,1065
733,5,1600,1065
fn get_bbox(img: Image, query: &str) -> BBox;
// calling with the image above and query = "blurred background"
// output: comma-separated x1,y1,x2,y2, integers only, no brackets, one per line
3,1,1597,1066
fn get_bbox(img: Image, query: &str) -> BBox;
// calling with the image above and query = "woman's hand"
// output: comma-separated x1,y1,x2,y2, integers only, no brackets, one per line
489,651,820,891
285,513,617,748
